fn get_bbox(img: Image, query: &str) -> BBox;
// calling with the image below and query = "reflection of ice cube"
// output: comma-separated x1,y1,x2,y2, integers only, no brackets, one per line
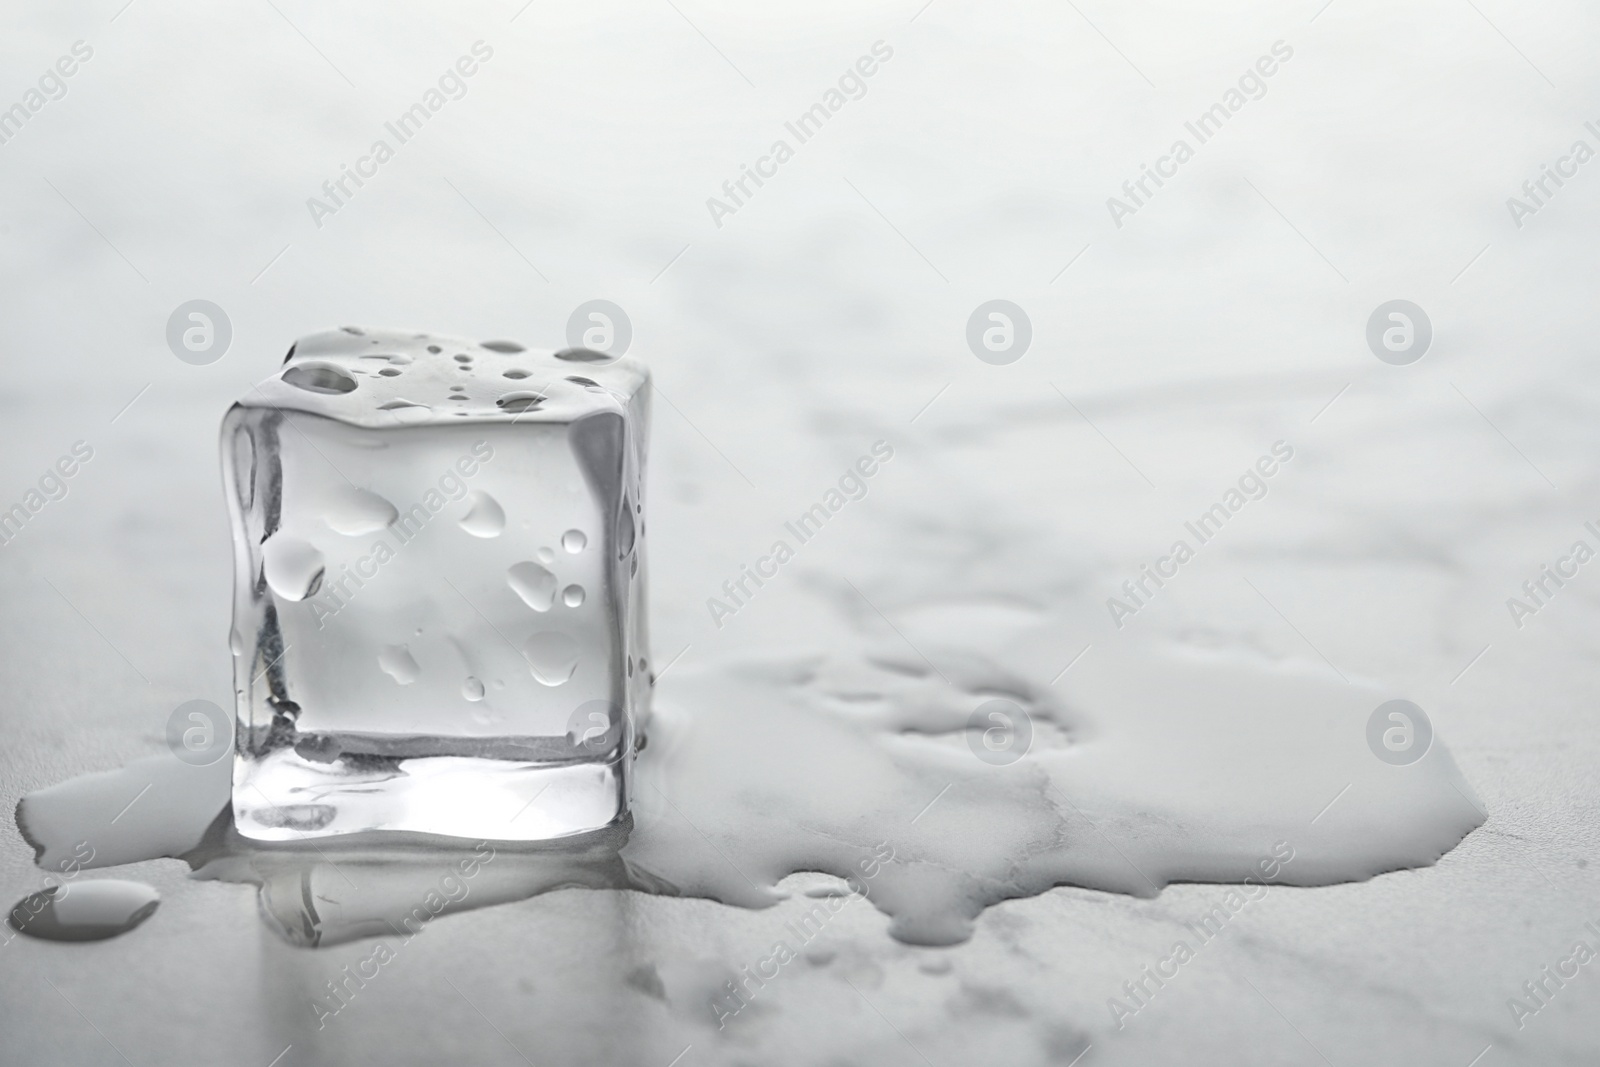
224,328,651,841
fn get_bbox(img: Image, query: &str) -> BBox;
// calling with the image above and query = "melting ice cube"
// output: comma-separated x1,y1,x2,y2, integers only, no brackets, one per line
223,328,651,841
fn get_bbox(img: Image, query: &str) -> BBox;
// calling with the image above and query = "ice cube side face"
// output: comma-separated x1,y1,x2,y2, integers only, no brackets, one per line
224,329,650,841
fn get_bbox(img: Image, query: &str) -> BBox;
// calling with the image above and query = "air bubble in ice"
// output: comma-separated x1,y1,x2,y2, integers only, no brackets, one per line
463,677,486,702
458,491,506,538
563,584,585,607
507,561,557,612
326,488,399,536
378,645,421,685
262,536,325,601
523,631,579,686
562,529,588,553
282,364,358,395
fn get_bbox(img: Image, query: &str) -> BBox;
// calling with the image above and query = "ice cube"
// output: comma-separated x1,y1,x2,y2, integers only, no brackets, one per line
223,327,651,841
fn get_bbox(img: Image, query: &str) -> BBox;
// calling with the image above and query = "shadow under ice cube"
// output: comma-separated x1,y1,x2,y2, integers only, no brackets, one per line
223,328,650,841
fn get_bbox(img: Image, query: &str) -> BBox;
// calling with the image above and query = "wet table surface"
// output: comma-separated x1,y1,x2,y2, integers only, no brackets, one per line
3,2,1599,1064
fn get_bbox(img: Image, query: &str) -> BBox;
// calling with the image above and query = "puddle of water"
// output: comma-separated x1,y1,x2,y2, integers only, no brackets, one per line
14,636,1482,949
8,880,160,942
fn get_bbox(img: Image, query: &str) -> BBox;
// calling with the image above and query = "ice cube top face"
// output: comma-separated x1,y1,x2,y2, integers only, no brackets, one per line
224,328,650,842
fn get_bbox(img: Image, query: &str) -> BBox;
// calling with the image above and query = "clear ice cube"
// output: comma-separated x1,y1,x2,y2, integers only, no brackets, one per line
223,328,650,841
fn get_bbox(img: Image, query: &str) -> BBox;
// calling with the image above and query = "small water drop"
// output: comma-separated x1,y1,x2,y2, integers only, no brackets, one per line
507,562,557,612
482,340,526,353
562,529,588,553
523,631,579,686
427,345,442,354
463,677,486,702
554,348,612,363
378,368,401,377
326,488,399,535
282,364,358,395
377,399,434,423
617,496,636,558
454,354,472,364
7,880,160,942
563,584,585,607
378,645,421,685
537,547,555,564
458,491,506,538
230,630,244,655
503,369,531,380
498,391,545,414
262,536,324,602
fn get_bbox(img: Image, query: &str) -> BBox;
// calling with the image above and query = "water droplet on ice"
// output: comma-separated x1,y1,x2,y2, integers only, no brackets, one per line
562,529,587,553
617,497,636,558
523,631,579,686
537,547,555,564
262,536,325,602
378,645,421,685
482,340,525,353
230,630,244,655
326,488,399,535
282,364,358,394
507,562,557,612
458,491,506,538
463,677,486,701
7,880,160,942
498,391,545,414
554,348,612,363
563,584,585,607
378,399,434,423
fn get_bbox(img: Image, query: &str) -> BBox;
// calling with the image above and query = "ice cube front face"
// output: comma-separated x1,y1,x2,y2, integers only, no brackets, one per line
223,328,650,841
